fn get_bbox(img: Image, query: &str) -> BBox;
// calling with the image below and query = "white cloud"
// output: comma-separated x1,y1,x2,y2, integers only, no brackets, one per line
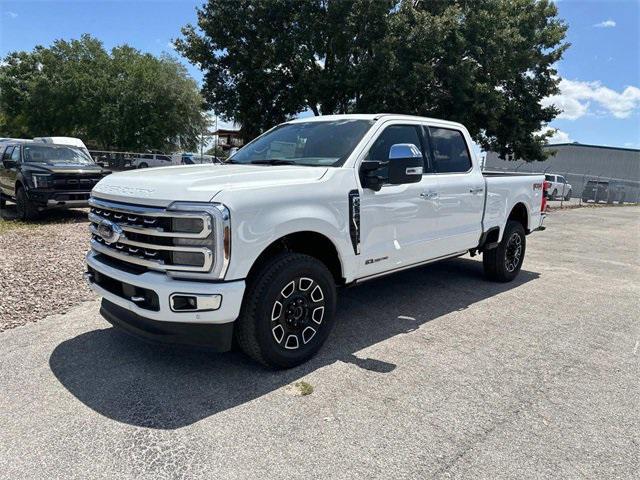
5,11,18,19
542,78,640,120
594,19,616,28
540,126,571,144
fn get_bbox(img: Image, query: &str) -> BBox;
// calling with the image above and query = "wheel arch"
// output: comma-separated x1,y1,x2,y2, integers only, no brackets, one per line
507,202,530,234
246,231,345,285
15,179,25,195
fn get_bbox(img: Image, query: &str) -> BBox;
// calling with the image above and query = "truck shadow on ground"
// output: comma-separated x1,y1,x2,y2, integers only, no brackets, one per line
49,257,539,430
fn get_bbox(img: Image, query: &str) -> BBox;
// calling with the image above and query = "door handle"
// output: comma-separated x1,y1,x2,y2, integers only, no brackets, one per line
470,187,484,194
420,191,438,199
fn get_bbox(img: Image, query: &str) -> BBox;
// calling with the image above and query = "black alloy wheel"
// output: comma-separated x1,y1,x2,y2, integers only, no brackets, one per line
236,253,337,368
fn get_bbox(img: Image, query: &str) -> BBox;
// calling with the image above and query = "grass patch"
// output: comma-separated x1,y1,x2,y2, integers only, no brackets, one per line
294,381,314,396
0,216,40,235
0,206,89,236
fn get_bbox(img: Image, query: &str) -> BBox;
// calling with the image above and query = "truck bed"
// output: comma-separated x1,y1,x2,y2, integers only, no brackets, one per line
482,172,545,240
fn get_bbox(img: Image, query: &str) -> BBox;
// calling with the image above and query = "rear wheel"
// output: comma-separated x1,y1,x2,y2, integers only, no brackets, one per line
483,220,526,282
138,162,148,169
235,253,337,368
551,189,557,200
15,187,39,220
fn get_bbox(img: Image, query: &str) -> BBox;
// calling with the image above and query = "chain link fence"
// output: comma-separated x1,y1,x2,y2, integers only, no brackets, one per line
88,150,144,170
483,164,640,207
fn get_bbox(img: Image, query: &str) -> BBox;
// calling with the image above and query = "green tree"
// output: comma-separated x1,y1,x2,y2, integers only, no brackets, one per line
0,35,205,152
177,0,567,160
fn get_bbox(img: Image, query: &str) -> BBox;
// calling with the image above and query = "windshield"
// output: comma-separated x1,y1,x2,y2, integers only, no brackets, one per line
229,120,374,167
23,144,95,165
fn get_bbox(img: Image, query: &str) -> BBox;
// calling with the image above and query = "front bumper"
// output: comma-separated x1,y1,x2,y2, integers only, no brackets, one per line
85,251,245,349
28,189,92,208
100,300,235,351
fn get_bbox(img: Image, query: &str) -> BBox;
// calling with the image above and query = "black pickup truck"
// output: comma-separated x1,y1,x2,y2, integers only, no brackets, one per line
0,141,109,220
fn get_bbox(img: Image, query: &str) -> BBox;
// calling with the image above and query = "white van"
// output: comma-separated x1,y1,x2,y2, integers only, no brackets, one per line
33,137,91,159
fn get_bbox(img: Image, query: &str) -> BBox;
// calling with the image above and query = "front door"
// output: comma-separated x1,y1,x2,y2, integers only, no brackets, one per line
357,123,440,279
0,146,17,196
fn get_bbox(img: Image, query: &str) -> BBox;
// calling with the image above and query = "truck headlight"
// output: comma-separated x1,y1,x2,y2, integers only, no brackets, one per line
31,174,52,189
172,217,204,233
168,202,231,280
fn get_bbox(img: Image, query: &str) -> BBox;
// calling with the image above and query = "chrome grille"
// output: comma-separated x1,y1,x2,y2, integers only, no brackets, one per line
88,197,220,274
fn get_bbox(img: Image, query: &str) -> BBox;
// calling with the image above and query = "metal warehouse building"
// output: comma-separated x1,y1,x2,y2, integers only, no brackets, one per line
484,143,640,203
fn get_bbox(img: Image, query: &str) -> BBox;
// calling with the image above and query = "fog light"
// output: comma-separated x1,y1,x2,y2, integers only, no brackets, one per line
169,294,221,312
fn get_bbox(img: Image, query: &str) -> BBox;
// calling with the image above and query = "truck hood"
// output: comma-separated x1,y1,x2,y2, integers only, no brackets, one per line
25,163,104,175
92,164,328,206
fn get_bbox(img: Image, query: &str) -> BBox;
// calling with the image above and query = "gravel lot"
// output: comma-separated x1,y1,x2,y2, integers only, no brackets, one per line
0,206,638,479
0,207,95,331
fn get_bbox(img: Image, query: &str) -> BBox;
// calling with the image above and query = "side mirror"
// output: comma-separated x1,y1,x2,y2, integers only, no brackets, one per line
387,143,423,185
360,143,423,191
2,160,16,169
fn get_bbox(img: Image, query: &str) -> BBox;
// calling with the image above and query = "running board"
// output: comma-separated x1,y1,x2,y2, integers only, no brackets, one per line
352,251,468,285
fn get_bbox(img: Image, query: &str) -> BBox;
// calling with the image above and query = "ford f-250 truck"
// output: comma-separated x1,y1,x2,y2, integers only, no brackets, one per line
84,114,546,368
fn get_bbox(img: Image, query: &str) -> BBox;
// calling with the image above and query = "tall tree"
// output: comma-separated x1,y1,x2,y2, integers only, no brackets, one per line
0,35,205,152
177,0,567,160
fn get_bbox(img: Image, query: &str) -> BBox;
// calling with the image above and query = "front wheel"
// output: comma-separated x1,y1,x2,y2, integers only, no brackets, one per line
138,162,148,169
235,253,337,368
564,189,572,201
483,220,526,282
15,187,39,220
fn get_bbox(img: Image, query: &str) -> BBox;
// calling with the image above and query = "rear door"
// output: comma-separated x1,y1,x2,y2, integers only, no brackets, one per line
426,126,485,253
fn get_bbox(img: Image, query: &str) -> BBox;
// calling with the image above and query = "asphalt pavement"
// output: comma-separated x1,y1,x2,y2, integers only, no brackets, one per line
1,206,638,479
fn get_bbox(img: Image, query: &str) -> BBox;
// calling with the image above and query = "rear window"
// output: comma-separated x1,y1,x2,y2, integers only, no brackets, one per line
428,127,472,173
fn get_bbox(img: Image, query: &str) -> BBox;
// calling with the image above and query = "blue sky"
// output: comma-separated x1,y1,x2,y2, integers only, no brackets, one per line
1,0,639,148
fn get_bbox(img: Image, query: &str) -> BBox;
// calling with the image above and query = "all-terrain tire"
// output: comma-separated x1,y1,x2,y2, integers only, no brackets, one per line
15,187,39,220
483,220,526,282
235,253,337,369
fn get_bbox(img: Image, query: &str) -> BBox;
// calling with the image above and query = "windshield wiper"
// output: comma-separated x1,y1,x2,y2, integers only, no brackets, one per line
249,159,296,165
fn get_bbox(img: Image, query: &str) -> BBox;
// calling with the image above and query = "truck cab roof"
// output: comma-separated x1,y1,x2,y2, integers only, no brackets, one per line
286,113,465,129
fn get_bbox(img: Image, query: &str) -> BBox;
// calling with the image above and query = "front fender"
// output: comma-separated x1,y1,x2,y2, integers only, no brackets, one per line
224,199,356,282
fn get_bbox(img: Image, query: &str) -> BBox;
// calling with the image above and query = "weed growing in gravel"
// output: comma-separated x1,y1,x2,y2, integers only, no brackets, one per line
294,381,314,396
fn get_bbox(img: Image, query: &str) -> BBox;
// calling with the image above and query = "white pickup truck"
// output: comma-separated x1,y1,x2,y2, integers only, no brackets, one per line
85,114,546,368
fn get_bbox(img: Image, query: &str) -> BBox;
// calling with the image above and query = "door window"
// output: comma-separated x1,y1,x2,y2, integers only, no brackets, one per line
2,146,14,160
10,146,20,163
428,127,472,173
